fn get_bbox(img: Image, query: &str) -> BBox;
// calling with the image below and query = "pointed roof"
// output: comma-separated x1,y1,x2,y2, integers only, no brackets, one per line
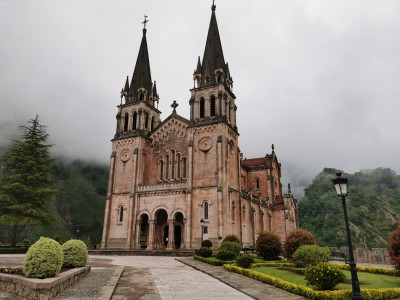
200,4,226,87
130,28,152,98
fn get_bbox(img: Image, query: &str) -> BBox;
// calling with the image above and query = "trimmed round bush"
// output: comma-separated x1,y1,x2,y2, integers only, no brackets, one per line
195,247,213,258
201,239,212,248
256,232,282,261
222,234,240,244
236,254,255,269
284,229,316,259
292,245,331,267
304,262,346,290
216,241,241,261
24,237,63,278
62,239,88,267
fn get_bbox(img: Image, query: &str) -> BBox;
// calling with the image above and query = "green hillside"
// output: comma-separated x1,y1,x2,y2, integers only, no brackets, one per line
0,159,109,246
298,168,400,248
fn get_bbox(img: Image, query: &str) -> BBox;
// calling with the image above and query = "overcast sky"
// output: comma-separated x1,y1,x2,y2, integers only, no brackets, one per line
1,0,400,197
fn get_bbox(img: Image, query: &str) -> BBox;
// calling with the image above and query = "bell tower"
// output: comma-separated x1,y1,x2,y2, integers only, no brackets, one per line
190,3,236,131
115,17,161,140
188,2,241,242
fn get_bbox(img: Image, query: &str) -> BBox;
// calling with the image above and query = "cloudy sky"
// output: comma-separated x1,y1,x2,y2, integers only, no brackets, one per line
1,0,400,197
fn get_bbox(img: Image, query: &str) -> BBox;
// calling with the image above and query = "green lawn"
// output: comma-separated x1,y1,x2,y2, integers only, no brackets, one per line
253,267,400,290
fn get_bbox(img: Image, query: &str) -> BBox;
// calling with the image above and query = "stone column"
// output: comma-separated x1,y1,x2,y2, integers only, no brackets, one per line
148,220,155,250
167,219,174,250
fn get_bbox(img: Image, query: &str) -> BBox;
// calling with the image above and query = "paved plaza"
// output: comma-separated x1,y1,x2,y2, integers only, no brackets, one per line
0,254,307,300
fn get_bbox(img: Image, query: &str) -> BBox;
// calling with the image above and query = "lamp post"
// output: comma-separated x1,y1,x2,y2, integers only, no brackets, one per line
200,218,205,245
332,173,363,300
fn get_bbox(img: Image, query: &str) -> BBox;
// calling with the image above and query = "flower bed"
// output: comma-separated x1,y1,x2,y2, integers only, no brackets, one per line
0,267,24,275
224,264,400,300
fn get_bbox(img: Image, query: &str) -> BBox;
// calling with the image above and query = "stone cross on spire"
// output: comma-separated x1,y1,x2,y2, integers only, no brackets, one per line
171,100,179,114
142,15,149,30
212,0,216,10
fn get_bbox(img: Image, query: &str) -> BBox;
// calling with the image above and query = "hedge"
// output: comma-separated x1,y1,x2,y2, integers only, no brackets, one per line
0,247,28,254
224,264,400,300
193,255,233,266
335,264,400,276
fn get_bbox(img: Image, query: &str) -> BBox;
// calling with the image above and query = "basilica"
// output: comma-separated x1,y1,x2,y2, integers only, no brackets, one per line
101,4,298,251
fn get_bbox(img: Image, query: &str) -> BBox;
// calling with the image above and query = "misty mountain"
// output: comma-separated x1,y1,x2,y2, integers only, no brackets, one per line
298,167,400,248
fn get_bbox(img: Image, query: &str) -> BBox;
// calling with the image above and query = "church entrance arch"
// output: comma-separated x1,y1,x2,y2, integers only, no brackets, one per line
154,209,168,249
173,212,184,249
139,214,149,249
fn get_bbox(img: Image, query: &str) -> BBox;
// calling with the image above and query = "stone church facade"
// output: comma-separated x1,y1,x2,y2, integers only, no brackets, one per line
101,4,298,251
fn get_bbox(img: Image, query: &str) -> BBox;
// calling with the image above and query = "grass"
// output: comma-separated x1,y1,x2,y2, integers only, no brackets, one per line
253,267,400,290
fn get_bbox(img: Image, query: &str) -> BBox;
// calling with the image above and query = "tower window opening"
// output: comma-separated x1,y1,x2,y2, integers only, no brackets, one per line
132,112,137,130
200,98,205,118
204,201,209,220
210,95,216,117
119,206,124,223
145,112,149,129
151,116,155,131
124,113,129,132
139,92,144,101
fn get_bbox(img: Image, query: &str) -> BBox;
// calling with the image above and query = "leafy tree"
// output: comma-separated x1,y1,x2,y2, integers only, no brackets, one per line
388,224,400,270
0,116,56,246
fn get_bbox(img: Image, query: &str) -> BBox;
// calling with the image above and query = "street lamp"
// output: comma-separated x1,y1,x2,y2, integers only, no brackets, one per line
200,218,205,244
332,173,364,300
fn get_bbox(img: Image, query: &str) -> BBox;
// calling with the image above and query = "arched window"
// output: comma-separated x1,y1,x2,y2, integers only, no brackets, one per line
124,113,129,132
151,116,155,131
200,98,205,118
139,92,144,101
228,104,231,121
182,157,187,178
177,154,181,178
210,95,216,117
256,178,260,190
145,112,149,129
132,112,137,130
204,201,209,220
159,160,164,180
166,155,170,179
119,206,124,223
171,150,175,179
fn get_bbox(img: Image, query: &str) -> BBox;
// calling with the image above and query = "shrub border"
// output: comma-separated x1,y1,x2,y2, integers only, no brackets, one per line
224,264,400,300
193,255,233,266
334,264,400,276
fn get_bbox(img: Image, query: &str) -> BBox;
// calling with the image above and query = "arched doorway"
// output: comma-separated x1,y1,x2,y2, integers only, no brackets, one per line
173,212,184,249
155,209,168,249
139,214,149,249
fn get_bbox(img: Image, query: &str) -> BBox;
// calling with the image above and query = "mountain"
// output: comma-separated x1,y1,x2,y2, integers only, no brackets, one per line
298,168,400,248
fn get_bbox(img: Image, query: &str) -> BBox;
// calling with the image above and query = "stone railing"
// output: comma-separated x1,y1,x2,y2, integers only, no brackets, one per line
138,182,187,192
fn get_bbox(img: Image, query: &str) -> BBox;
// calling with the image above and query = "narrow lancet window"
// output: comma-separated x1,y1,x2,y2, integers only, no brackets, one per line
132,112,137,130
204,201,209,220
119,206,124,223
210,95,216,117
124,113,129,132
200,98,205,118
171,150,175,179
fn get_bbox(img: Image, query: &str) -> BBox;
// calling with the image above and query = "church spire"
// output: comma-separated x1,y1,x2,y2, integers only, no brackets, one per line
195,2,233,89
129,16,153,102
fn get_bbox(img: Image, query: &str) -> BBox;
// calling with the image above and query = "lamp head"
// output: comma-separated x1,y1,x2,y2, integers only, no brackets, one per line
332,172,348,197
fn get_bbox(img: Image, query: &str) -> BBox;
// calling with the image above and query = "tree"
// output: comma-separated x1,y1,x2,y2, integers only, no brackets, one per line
0,115,56,246
388,224,400,270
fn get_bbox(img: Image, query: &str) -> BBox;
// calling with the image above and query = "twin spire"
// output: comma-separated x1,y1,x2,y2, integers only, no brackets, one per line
121,2,232,106
121,15,158,107
193,3,233,89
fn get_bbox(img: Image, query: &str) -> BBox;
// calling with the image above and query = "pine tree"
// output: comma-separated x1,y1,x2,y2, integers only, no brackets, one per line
0,115,56,246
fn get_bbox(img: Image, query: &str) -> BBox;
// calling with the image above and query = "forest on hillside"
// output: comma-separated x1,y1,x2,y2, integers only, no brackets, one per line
0,159,109,247
298,167,400,248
